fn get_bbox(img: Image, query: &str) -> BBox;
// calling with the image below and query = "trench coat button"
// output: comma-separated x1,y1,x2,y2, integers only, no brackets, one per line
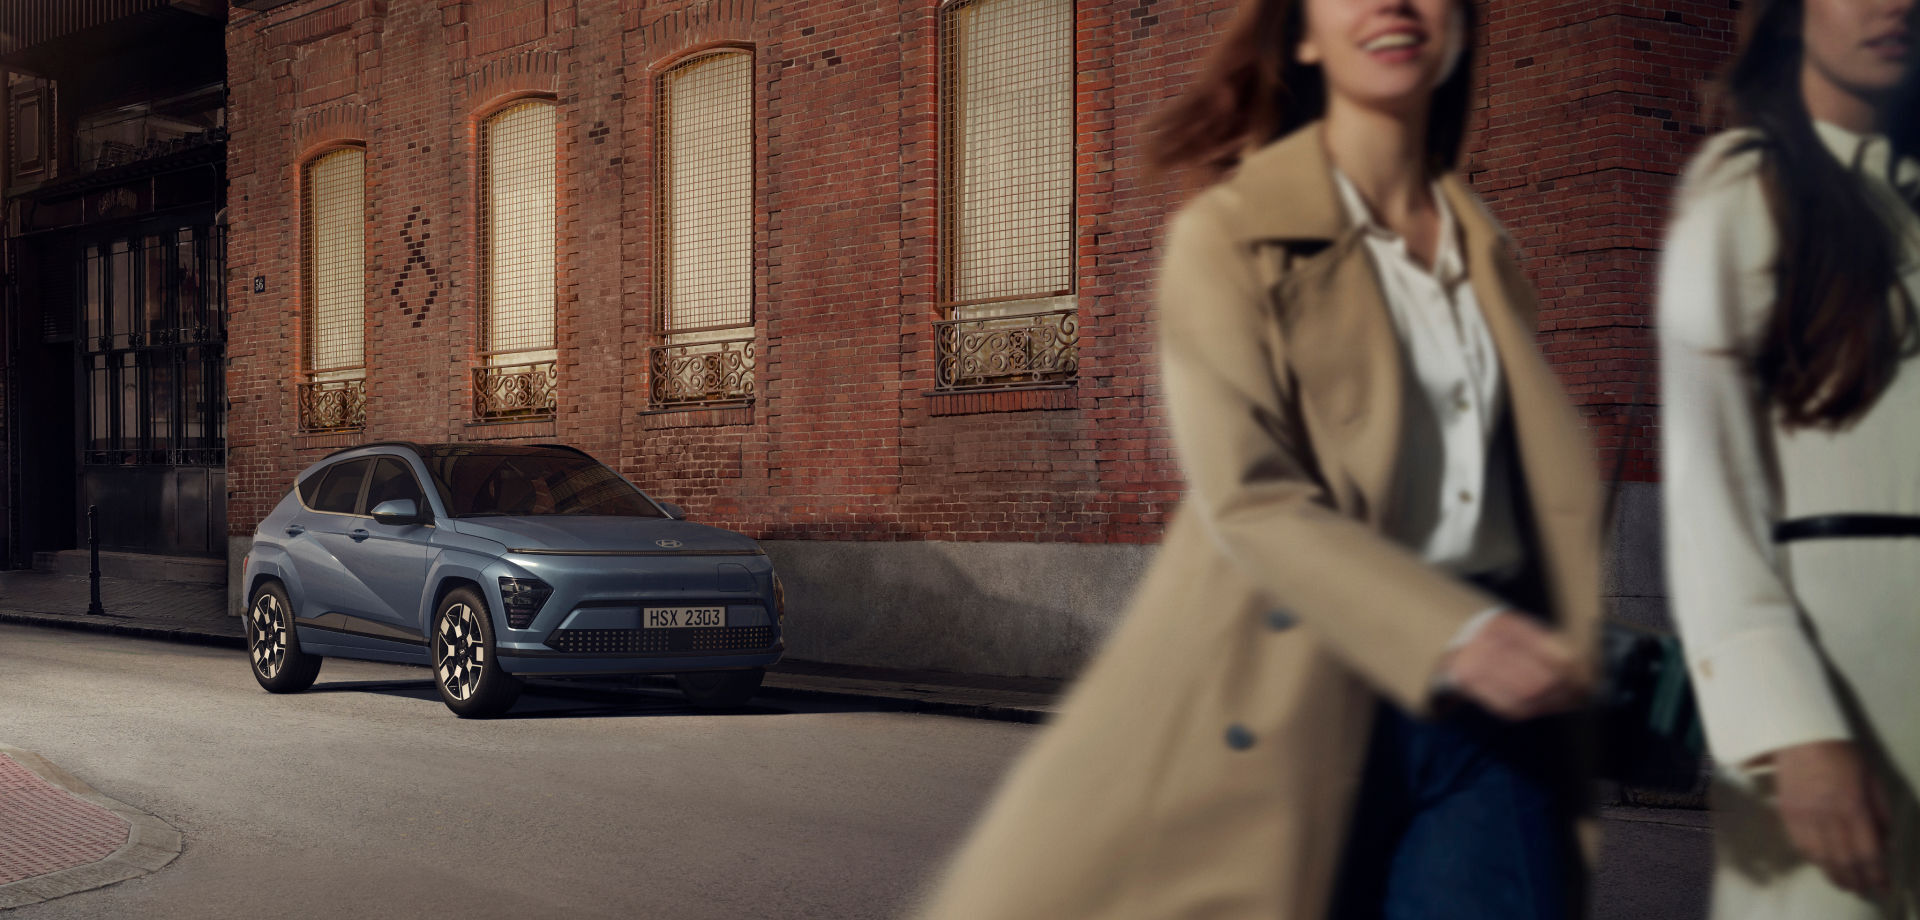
1225,724,1256,751
1266,609,1297,631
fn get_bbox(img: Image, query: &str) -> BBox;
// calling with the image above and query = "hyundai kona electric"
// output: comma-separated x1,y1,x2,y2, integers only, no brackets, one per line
241,442,785,717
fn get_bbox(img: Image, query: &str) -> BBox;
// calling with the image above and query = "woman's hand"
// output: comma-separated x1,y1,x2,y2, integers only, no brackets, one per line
1440,612,1591,721
1766,740,1890,896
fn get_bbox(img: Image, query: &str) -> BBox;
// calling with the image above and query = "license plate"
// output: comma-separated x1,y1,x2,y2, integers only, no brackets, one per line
644,606,726,628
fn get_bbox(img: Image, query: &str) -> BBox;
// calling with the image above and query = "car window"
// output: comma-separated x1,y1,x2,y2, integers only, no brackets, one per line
366,457,426,513
423,450,664,518
309,458,371,515
297,472,324,507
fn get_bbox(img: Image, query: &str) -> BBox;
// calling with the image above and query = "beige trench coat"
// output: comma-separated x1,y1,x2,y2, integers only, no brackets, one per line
912,124,1606,920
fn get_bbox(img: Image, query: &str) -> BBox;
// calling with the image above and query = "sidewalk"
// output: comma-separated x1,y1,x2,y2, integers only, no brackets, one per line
0,745,181,910
0,568,1060,722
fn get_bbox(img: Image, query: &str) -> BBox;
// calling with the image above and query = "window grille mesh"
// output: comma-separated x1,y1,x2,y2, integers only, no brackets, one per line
658,51,754,336
942,0,1076,312
480,100,557,364
302,148,365,380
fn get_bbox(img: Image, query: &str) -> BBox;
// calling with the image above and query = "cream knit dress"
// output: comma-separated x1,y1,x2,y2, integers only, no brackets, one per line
1660,121,1920,919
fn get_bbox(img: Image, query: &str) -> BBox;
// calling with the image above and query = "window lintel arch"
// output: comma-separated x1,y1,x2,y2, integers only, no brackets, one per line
648,41,755,80
470,90,558,130
296,138,367,172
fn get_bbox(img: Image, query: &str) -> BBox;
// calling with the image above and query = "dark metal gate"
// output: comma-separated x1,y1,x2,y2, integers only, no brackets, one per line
77,224,226,556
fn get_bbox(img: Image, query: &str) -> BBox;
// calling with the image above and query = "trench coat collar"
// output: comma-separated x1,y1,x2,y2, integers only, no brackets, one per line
1220,122,1348,244
1218,120,1590,527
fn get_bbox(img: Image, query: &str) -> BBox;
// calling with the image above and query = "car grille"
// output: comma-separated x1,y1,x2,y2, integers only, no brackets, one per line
544,626,778,655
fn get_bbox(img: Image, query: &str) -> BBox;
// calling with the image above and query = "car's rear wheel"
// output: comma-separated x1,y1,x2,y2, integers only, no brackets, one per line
432,587,522,718
676,668,765,710
248,581,322,693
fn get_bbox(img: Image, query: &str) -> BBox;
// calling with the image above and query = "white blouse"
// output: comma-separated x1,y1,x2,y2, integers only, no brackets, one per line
1659,121,1920,773
1330,169,1523,581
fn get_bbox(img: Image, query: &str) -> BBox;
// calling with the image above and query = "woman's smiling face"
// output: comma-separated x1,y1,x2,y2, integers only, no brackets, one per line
1295,0,1466,117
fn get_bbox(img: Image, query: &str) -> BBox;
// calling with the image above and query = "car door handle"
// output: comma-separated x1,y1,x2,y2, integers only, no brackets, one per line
350,528,371,542
285,524,306,537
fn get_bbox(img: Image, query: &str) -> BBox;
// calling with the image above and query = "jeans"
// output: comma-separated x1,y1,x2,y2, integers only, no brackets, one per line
1327,700,1582,920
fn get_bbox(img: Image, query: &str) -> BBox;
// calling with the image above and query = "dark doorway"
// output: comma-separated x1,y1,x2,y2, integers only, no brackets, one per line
9,233,78,560
76,221,227,557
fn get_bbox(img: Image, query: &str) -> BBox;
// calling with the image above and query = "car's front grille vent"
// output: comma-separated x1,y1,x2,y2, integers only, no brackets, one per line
545,627,777,654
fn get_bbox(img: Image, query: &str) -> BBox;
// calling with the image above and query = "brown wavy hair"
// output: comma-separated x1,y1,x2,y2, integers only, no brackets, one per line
1145,0,1477,182
1724,0,1920,429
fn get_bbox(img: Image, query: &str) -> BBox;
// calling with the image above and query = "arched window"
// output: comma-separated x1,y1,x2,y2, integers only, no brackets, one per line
936,0,1079,391
298,146,367,432
475,99,558,419
652,49,756,407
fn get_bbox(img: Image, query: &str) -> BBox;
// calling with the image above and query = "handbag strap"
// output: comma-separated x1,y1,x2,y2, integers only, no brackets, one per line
1599,372,1674,640
1600,374,1646,543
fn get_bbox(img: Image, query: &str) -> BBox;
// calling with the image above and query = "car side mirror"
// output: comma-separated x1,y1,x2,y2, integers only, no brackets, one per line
370,499,428,525
660,502,687,520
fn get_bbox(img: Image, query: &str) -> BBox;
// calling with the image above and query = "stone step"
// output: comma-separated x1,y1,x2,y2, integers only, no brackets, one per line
33,550,226,586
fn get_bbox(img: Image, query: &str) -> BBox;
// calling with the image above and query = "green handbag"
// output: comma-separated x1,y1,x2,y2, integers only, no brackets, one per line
1597,620,1706,791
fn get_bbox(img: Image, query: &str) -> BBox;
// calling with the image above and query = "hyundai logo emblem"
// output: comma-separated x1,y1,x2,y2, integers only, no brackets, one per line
655,539,682,548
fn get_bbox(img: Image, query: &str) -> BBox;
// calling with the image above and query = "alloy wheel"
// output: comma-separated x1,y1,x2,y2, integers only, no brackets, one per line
249,592,289,679
436,603,487,701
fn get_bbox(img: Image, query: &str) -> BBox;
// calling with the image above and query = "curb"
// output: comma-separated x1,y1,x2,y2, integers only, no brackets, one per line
0,611,245,651
0,613,1053,725
0,747,183,911
632,674,1054,725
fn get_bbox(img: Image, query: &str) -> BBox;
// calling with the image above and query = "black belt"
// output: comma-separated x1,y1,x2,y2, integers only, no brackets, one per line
1773,514,1920,543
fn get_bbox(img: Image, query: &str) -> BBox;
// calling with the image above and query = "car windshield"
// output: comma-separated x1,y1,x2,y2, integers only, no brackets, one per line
422,448,665,518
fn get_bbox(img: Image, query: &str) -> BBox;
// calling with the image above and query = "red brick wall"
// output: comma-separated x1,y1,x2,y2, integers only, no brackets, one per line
1469,0,1739,484
225,0,1229,544
225,0,1725,545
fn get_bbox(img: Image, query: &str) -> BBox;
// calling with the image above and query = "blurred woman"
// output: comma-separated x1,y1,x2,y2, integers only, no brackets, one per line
912,0,1603,917
1658,0,1920,915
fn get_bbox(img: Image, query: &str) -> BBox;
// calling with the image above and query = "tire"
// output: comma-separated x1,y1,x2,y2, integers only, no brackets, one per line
431,587,523,718
247,581,322,693
676,668,765,710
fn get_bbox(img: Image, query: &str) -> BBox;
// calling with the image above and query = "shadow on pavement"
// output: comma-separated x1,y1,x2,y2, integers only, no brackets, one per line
300,676,892,720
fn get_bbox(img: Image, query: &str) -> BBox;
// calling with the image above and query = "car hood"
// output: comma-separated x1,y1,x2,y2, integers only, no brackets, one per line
449,515,763,555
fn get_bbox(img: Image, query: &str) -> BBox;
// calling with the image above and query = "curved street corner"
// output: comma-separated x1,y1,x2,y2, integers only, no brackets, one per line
0,746,182,911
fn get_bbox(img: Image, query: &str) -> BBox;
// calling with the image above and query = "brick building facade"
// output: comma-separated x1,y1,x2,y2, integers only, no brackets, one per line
219,0,1737,677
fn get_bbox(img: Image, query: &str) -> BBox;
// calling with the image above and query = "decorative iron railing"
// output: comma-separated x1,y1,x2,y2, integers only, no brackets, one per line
649,338,756,408
296,376,366,433
473,360,558,420
934,309,1079,391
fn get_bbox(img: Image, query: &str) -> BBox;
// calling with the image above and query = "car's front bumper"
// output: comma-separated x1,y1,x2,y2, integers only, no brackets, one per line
496,646,784,677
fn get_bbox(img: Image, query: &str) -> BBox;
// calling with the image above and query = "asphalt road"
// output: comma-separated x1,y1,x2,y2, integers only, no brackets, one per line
0,622,1713,919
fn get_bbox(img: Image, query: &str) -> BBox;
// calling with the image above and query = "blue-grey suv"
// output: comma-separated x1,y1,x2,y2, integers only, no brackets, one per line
241,442,785,717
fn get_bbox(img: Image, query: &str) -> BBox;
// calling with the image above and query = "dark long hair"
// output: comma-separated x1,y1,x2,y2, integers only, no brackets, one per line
1725,0,1920,429
1146,0,1476,182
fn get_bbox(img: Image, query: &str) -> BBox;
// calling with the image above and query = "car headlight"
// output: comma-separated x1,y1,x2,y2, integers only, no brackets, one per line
498,577,553,629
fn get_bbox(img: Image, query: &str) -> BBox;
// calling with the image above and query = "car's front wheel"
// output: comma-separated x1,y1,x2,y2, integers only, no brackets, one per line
676,668,765,710
432,587,523,718
247,581,322,693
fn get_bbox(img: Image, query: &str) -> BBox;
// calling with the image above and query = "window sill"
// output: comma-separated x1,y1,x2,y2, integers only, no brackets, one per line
293,430,365,451
926,385,1076,417
639,403,754,429
460,417,557,440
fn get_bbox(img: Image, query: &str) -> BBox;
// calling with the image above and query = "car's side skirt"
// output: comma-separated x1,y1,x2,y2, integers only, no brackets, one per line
297,638,433,667
300,612,426,645
296,615,433,667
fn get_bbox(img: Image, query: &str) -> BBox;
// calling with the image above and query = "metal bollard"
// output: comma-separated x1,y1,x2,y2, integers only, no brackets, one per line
87,505,104,616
